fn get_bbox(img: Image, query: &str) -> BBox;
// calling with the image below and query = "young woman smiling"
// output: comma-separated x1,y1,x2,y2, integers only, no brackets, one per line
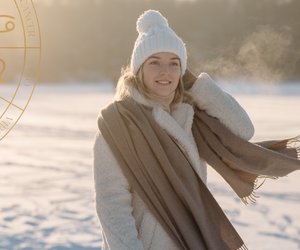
94,9,300,250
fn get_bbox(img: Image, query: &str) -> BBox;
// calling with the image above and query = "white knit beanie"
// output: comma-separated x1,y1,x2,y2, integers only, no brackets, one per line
130,10,187,75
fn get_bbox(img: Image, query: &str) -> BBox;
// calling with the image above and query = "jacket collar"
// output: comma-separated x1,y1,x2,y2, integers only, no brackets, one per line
124,87,194,134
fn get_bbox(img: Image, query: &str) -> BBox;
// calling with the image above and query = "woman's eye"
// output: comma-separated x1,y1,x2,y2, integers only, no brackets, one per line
171,62,179,67
149,61,159,65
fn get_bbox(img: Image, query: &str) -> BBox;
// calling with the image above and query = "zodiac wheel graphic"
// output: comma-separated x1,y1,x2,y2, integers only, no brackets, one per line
0,0,41,140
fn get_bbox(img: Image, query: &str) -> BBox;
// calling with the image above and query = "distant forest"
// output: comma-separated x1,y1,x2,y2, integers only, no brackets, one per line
36,0,300,83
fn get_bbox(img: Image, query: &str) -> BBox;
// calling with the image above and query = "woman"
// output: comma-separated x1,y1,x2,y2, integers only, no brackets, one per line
94,10,299,250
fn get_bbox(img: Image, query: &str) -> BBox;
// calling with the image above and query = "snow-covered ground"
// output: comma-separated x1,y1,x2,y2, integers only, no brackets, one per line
0,82,300,250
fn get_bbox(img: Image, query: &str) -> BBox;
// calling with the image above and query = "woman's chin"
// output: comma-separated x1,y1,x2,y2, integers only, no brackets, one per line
152,90,175,98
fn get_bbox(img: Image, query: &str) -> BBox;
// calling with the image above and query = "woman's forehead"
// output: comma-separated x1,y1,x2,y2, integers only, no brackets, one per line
148,52,180,60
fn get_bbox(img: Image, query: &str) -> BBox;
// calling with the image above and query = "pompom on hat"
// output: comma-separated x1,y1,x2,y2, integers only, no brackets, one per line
130,10,187,75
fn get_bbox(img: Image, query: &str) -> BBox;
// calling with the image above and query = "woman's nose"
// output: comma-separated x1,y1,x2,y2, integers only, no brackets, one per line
159,64,169,74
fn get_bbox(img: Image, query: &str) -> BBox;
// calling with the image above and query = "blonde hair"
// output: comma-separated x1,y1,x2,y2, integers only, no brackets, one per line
115,66,193,106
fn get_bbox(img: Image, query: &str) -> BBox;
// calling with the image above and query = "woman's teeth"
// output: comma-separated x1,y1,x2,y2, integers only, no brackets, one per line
156,80,170,85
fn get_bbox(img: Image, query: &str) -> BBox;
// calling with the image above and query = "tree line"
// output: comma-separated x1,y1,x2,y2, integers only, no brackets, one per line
36,0,300,83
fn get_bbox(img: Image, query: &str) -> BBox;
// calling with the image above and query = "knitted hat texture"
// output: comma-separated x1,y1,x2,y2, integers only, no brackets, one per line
130,10,187,74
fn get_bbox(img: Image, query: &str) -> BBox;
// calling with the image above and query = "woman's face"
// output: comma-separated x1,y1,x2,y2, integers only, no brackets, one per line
142,52,181,99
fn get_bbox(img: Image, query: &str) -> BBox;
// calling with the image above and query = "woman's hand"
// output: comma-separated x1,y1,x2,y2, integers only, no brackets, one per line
182,69,197,90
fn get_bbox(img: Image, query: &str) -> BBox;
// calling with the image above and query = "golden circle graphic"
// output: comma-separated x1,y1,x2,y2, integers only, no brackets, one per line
0,0,41,140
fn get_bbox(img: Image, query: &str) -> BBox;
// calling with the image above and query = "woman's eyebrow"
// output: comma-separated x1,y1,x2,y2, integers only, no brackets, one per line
148,56,160,60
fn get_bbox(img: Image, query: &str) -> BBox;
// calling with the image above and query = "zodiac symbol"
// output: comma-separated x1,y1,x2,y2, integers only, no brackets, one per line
0,0,41,141
0,15,15,33
0,117,12,132
0,59,5,83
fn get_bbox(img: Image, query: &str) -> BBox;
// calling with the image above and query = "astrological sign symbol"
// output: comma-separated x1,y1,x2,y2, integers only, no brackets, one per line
0,58,5,83
0,15,15,33
0,118,12,131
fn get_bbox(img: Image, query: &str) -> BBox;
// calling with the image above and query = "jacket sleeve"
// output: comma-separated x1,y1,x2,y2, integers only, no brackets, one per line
93,131,144,250
188,72,255,140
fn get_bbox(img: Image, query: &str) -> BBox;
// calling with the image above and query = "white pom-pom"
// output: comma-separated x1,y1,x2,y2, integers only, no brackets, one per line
136,10,169,33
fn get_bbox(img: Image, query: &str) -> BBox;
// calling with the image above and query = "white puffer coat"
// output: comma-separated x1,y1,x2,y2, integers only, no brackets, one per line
93,73,255,250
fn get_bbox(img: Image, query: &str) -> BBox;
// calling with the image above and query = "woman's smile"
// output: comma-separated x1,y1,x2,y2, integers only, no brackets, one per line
142,52,181,101
156,80,171,85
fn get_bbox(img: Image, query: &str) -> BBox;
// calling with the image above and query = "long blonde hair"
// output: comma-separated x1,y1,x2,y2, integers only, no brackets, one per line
115,66,193,106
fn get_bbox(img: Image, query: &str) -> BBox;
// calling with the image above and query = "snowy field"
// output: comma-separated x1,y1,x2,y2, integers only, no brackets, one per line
0,82,300,250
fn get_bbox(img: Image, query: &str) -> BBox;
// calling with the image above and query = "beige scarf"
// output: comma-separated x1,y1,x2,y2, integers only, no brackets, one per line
98,97,300,250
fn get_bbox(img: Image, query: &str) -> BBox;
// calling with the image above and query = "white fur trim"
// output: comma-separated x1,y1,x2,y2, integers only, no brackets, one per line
152,106,207,183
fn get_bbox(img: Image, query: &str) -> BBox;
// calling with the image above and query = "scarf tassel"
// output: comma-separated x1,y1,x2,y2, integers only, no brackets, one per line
242,175,279,205
241,136,300,205
296,146,300,159
237,244,249,250
287,137,300,159
242,191,259,205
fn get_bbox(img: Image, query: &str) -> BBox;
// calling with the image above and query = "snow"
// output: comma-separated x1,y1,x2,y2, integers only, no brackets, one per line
0,82,300,249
